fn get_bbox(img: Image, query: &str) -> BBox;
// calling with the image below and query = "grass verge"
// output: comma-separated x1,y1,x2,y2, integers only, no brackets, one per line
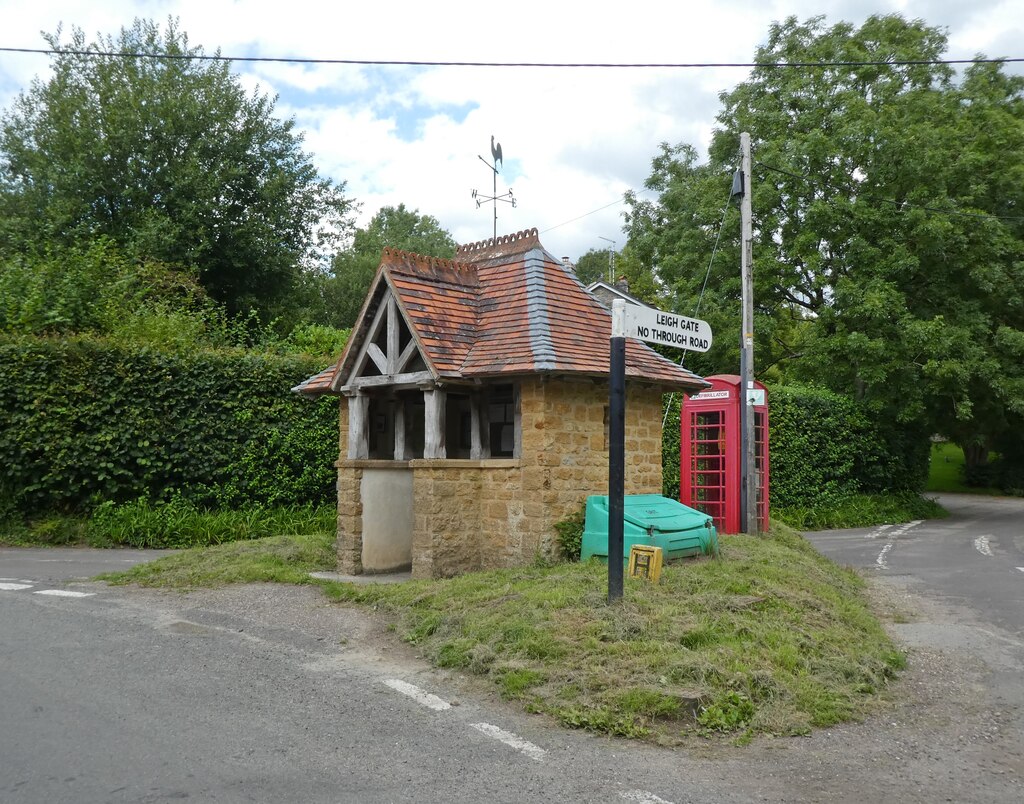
928,442,969,493
98,531,336,587
97,521,904,745
773,492,946,530
926,442,1006,495
0,503,336,549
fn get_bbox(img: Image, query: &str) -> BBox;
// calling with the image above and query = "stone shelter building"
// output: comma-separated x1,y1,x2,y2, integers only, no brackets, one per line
295,228,709,578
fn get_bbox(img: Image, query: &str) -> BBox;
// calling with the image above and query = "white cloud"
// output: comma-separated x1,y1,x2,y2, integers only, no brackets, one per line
0,0,1019,260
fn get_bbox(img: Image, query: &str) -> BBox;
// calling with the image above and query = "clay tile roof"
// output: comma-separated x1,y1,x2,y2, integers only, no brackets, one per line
294,228,709,395
291,363,337,396
383,247,479,376
455,228,545,265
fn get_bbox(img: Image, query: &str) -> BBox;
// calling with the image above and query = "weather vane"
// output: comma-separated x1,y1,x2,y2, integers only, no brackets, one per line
471,134,516,241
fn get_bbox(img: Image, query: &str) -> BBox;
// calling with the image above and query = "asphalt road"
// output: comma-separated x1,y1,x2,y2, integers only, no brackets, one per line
802,493,1024,638
2,495,1023,803
0,548,750,804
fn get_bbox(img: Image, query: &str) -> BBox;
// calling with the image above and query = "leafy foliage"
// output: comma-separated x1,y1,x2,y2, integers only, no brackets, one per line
326,204,456,327
574,249,614,285
773,492,945,531
553,499,586,561
627,14,1024,483
89,499,334,550
664,383,930,516
768,384,927,507
0,239,268,350
0,18,354,320
0,336,338,515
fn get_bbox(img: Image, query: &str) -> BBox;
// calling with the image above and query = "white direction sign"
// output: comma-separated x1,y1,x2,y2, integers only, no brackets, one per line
613,302,713,352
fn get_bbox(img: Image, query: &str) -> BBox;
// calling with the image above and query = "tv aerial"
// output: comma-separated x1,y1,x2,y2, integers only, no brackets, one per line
471,134,516,240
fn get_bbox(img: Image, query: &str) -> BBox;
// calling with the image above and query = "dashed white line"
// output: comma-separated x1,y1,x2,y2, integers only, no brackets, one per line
34,589,95,598
380,680,549,763
381,679,451,711
469,722,547,762
973,535,994,557
0,582,34,591
1016,567,1024,574
621,791,675,804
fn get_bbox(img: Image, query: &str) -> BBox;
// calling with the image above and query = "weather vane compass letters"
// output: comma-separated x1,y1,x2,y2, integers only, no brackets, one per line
471,135,516,240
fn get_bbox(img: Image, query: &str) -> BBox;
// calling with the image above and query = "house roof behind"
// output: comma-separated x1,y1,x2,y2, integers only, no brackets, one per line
585,279,652,310
294,228,709,395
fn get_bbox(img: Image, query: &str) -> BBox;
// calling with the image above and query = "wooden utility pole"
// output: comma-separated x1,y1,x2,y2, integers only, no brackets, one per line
739,132,758,535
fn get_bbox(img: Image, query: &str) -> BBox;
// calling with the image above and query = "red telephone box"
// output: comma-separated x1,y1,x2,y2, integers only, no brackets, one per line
680,374,769,534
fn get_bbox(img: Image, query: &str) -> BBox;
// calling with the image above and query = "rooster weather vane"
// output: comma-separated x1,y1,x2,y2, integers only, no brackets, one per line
471,134,516,241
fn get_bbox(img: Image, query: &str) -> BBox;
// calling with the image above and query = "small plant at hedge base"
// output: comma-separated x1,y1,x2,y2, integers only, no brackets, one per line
553,499,586,561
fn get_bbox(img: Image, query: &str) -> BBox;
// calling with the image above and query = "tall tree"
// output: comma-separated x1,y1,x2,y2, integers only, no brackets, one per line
0,19,354,319
326,204,456,328
626,15,1024,476
573,249,615,285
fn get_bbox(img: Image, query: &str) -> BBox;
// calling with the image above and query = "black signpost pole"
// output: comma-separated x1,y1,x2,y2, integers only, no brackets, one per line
608,300,626,603
606,299,713,602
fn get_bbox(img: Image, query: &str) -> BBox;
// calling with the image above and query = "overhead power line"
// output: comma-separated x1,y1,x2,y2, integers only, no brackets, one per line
0,46,1021,69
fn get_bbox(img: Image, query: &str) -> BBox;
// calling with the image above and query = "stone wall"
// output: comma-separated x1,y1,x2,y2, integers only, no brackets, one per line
335,376,667,578
523,376,664,566
334,401,363,574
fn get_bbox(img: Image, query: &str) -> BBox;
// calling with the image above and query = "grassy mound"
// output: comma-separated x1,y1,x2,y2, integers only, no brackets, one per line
323,523,903,743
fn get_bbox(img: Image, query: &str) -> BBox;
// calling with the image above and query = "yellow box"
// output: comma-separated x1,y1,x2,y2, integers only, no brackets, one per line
628,545,663,583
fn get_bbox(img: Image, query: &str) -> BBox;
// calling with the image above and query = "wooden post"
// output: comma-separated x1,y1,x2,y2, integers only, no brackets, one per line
470,393,485,459
347,393,369,460
394,399,407,461
739,132,758,535
424,388,446,459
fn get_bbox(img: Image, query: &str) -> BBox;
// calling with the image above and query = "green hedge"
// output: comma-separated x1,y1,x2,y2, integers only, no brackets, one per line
0,336,338,515
768,385,928,507
663,383,929,508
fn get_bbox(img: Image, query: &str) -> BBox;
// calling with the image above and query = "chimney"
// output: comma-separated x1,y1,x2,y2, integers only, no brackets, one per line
615,275,629,293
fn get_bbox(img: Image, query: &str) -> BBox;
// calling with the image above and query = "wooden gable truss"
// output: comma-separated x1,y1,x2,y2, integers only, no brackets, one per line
335,279,519,462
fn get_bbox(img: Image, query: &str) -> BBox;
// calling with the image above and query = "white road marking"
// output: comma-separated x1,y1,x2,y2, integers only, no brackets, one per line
469,722,547,762
621,791,675,804
974,535,994,557
866,524,893,539
0,578,35,583
34,589,95,598
1017,567,1024,574
875,542,895,570
381,679,451,711
0,582,34,591
874,520,922,570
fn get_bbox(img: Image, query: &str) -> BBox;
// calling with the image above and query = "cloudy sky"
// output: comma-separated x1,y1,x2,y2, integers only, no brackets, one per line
0,0,1020,261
